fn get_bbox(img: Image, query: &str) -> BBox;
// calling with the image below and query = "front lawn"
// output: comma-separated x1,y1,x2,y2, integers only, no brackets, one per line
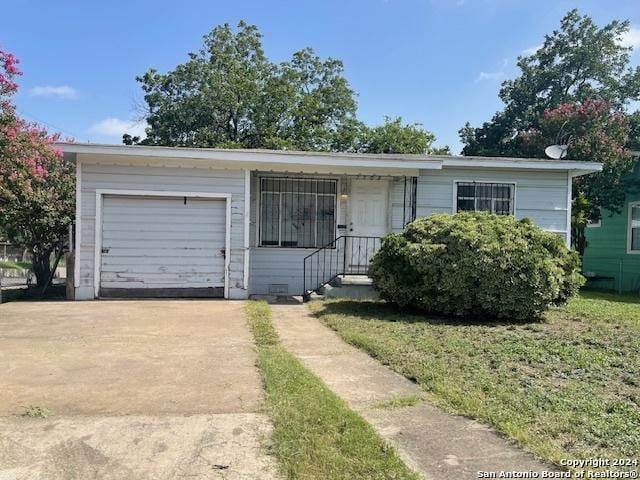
309,293,640,468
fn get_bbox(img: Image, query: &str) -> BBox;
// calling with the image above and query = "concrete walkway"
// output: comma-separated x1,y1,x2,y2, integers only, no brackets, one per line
271,303,554,480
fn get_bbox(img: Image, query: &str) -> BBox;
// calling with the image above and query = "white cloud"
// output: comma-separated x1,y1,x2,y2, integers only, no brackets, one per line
476,58,508,82
521,44,542,56
88,118,147,139
29,85,78,99
620,26,640,50
476,71,504,82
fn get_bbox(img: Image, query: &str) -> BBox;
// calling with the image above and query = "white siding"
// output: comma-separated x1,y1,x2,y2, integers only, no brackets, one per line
76,158,247,299
416,167,570,238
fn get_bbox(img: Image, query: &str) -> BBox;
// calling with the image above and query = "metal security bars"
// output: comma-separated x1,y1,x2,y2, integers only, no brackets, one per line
302,235,382,299
456,182,515,215
260,177,337,248
402,176,418,226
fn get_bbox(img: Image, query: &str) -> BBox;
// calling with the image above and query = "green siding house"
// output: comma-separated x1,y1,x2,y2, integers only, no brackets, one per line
583,161,640,293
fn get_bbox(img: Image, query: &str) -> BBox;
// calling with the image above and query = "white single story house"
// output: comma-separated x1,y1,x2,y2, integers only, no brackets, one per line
59,143,601,300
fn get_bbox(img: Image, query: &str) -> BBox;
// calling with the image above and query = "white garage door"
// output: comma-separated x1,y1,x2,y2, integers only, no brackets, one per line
99,195,226,298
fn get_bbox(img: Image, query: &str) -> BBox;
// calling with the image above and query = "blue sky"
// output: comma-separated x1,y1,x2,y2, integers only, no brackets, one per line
3,0,639,153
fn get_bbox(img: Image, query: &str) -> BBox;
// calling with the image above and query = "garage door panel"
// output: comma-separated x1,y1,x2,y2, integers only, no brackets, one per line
101,263,221,274
101,272,223,286
102,222,224,233
102,256,222,266
103,239,224,249
102,230,222,242
103,247,225,258
100,195,226,296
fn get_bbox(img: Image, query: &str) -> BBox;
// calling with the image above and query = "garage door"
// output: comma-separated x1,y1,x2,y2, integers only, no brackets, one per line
99,195,226,298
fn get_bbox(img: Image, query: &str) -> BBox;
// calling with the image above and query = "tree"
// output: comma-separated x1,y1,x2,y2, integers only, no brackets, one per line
134,21,357,151
519,99,634,254
0,48,75,288
130,21,448,155
460,9,640,156
332,116,449,154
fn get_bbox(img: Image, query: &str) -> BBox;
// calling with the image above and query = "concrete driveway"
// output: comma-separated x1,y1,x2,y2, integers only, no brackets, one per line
0,300,278,479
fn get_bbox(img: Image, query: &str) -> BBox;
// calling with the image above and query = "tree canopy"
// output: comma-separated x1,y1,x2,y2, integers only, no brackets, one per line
460,9,640,157
128,21,448,154
518,99,634,253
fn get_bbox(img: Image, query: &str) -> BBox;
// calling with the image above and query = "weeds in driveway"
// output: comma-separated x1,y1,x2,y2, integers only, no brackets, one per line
308,295,640,469
21,405,52,418
245,300,419,480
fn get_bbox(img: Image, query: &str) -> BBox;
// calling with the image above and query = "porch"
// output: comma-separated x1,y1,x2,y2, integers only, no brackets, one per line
248,173,418,296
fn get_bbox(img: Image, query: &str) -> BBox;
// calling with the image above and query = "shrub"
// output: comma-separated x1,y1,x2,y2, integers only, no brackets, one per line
369,212,584,320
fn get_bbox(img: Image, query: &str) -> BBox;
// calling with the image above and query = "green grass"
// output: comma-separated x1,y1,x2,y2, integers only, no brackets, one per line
563,290,640,327
0,260,31,270
245,301,419,480
308,294,640,469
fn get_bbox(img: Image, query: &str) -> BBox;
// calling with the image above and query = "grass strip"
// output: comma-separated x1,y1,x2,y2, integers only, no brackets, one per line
245,300,419,480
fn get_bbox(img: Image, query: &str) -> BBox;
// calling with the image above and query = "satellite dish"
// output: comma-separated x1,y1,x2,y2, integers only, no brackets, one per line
544,144,568,159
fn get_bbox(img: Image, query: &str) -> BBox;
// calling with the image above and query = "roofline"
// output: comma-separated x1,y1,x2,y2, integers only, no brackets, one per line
56,142,603,173
57,142,442,170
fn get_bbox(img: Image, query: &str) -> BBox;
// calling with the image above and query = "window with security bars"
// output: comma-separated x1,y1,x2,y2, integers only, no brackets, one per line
260,177,337,248
456,182,515,215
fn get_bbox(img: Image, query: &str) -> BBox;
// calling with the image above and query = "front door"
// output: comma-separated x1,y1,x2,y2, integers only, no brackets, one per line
348,179,389,272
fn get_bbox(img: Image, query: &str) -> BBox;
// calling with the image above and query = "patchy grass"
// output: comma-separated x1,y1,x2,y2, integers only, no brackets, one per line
20,405,52,418
563,291,640,327
0,260,30,270
308,294,640,468
245,301,419,480
371,395,425,410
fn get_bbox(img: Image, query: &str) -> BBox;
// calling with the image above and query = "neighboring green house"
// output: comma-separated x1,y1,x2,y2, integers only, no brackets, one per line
583,159,640,293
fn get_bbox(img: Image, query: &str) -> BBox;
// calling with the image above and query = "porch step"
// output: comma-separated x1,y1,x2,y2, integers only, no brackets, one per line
333,275,373,286
322,281,378,300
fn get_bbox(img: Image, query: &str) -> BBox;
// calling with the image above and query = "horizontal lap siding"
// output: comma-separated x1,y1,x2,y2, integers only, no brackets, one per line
77,159,247,299
416,167,570,238
583,187,640,292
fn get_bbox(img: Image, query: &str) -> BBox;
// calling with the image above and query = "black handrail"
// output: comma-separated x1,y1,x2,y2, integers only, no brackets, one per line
302,235,382,300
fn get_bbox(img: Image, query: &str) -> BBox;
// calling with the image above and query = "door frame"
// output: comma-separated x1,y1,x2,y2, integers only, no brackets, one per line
347,178,391,236
94,189,232,299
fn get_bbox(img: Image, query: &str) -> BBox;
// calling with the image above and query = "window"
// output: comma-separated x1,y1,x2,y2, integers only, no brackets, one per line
260,177,336,248
629,203,640,253
456,182,515,215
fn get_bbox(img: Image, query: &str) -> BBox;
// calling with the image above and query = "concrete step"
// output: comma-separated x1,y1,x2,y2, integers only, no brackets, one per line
333,275,373,286
323,283,378,300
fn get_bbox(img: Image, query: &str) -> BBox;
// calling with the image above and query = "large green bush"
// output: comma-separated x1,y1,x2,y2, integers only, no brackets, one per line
369,212,584,320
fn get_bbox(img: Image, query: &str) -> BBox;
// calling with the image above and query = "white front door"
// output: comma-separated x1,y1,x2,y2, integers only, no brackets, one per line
348,179,389,271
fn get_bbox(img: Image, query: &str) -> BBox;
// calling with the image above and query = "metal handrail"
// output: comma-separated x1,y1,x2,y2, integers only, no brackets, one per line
302,235,382,300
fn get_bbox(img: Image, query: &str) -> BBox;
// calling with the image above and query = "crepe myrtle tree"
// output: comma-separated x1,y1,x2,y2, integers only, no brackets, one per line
0,48,75,289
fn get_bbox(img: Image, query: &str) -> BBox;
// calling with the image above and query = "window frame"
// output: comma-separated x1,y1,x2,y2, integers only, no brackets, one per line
627,201,640,254
452,180,517,216
257,175,339,249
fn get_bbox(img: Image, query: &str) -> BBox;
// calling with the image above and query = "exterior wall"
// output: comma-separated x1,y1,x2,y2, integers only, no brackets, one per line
416,167,571,241
583,164,640,293
248,172,411,295
75,157,247,299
